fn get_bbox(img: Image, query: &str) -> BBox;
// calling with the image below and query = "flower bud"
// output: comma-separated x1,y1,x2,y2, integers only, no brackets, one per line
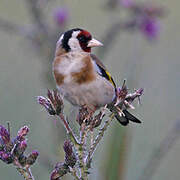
50,169,61,180
63,140,73,157
53,90,64,115
54,7,69,26
26,150,39,165
140,17,160,40
17,126,29,141
63,140,76,167
38,90,64,115
0,125,10,145
37,96,56,115
125,88,144,104
0,137,4,151
14,140,27,157
120,0,134,8
51,162,69,180
116,80,128,100
18,154,27,166
0,151,13,164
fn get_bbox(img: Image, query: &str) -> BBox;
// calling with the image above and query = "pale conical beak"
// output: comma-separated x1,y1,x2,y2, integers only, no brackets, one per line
87,38,103,47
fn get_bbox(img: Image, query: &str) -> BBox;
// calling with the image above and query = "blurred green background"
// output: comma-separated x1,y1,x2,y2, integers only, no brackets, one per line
0,0,180,180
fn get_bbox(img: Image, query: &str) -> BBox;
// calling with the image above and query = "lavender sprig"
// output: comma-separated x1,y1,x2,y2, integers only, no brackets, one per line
0,124,39,180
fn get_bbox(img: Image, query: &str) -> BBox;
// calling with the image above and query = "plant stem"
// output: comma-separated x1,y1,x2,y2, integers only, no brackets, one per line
59,113,88,179
79,123,88,180
58,111,115,179
13,158,35,180
70,167,80,180
16,167,34,180
90,130,94,148
86,113,115,168
58,113,80,147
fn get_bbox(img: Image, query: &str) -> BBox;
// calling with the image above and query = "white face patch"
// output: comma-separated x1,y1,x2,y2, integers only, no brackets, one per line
68,31,83,52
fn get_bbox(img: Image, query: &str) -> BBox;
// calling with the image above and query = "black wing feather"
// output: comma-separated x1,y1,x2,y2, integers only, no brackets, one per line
123,110,142,123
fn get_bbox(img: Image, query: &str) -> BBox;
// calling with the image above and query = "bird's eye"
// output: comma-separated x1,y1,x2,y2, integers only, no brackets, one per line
78,36,87,43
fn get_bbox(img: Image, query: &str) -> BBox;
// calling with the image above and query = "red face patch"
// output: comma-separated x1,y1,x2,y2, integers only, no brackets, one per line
77,30,92,52
79,30,91,38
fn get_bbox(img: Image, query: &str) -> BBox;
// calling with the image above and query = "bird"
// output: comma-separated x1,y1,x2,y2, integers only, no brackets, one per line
52,28,141,126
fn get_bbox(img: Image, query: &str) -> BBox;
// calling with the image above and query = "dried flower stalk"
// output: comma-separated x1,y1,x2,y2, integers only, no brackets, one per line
38,81,143,180
0,124,38,180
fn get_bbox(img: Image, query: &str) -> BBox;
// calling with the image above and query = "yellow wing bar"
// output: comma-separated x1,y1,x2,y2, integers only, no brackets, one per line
105,70,116,88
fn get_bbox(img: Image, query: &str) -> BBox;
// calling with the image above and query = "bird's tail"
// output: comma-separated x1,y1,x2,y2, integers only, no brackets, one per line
108,104,141,126
115,109,141,126
107,80,143,126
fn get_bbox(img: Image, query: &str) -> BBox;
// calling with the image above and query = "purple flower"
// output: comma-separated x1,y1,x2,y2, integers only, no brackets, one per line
51,162,69,180
120,0,134,8
14,140,28,156
37,96,51,108
54,7,69,26
50,169,61,180
140,17,160,40
17,126,29,141
26,150,39,165
0,125,10,145
0,151,13,164
63,140,76,167
19,140,27,150
37,96,56,115
20,140,27,149
63,140,73,157
31,150,39,157
0,124,39,168
37,90,64,115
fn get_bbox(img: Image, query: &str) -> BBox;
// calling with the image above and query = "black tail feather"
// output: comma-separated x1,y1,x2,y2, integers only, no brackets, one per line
114,110,141,126
115,114,129,126
108,104,142,126
123,110,142,124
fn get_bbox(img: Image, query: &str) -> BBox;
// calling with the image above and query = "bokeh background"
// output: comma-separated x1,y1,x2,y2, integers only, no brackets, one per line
0,0,180,180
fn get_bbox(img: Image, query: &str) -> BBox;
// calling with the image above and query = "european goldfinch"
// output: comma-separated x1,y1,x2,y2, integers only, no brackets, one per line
53,28,141,126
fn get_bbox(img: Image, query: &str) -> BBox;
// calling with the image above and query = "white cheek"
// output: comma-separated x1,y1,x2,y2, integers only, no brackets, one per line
68,37,82,51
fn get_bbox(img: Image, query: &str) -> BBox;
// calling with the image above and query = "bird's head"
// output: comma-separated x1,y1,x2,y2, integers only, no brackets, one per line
57,28,103,53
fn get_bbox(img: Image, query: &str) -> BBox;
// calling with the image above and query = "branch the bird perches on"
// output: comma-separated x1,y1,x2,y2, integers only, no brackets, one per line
37,81,143,180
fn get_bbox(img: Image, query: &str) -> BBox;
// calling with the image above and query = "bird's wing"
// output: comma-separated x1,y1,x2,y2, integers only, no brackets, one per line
90,54,116,88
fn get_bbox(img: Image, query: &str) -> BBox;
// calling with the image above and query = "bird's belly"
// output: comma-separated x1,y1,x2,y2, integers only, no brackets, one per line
58,75,115,109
